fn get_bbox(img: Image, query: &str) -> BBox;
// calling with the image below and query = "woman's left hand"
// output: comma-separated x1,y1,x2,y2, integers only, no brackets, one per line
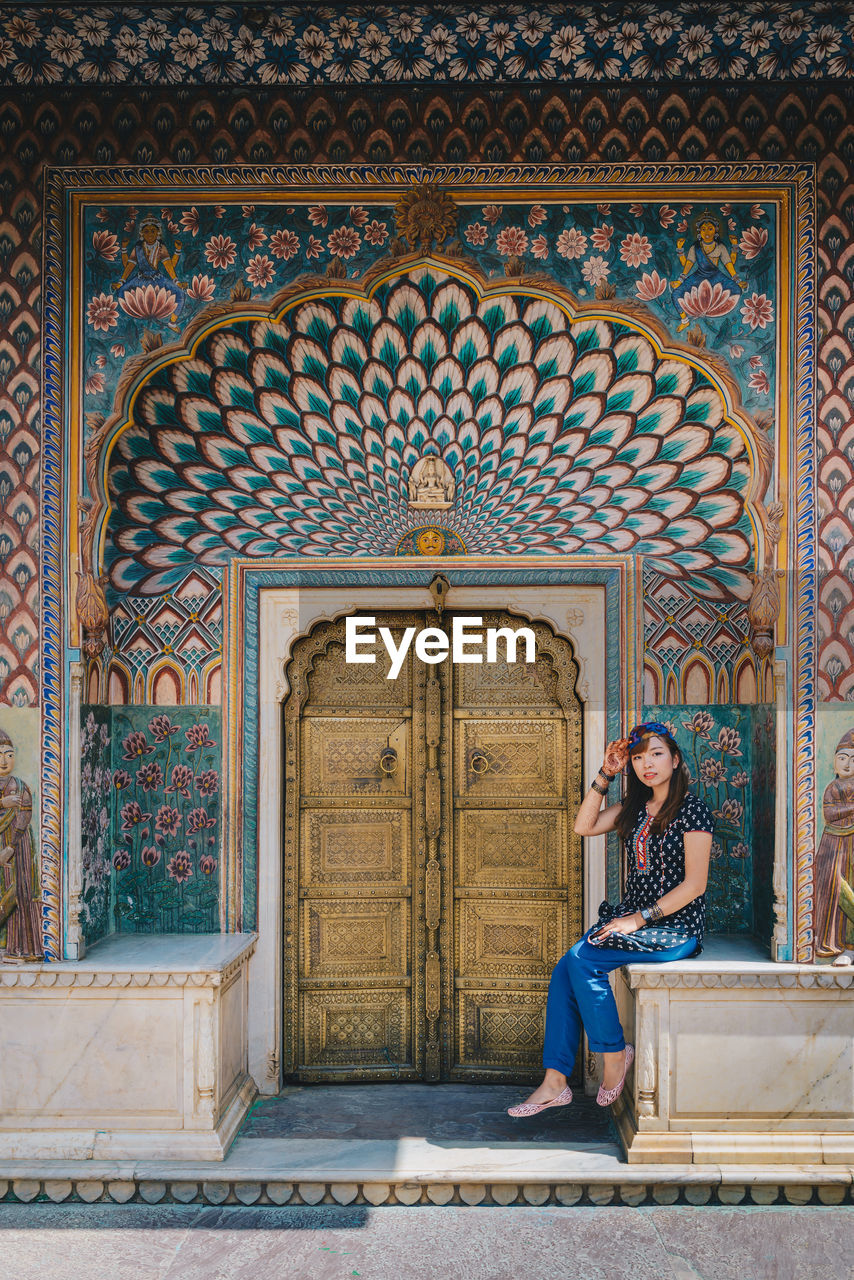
591,913,641,941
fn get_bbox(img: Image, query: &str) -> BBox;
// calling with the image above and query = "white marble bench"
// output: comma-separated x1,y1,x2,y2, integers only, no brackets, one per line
614,935,854,1165
0,933,257,1161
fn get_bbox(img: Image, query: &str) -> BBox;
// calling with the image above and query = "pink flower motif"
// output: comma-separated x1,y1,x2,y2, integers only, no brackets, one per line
194,769,219,797
155,804,182,837
141,845,161,868
95,355,106,368
213,204,225,218
748,368,770,394
629,202,644,216
167,850,193,884
619,232,653,268
728,218,737,231
167,221,180,235
135,760,164,792
87,292,119,331
85,371,105,395
635,270,668,300
270,229,300,259
741,292,774,330
556,227,588,260
186,806,217,833
96,208,109,222
739,226,768,260
720,203,732,215
113,849,131,871
308,205,328,227
242,204,255,218
122,730,154,760
580,255,610,286
148,714,179,741
187,274,216,302
596,203,611,214
465,222,488,246
658,205,676,228
527,205,546,228
204,233,237,269
482,204,503,225
680,204,692,215
92,229,120,260
590,223,613,251
729,344,744,358
112,769,131,791
185,723,217,752
120,800,152,834
166,763,193,799
247,221,267,250
110,343,125,358
363,219,389,246
496,226,528,257
349,205,368,226
531,235,549,260
748,354,763,368
305,235,323,260
245,254,275,288
677,219,688,233
750,204,764,220
118,285,176,321
180,207,200,236
200,854,218,876
679,280,739,319
328,226,361,259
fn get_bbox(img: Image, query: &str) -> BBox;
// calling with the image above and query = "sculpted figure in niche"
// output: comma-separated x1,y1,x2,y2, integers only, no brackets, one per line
408,455,455,509
815,728,854,963
0,729,43,960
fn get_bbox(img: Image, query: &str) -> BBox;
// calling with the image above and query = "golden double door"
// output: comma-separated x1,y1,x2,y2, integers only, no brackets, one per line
283,608,583,1082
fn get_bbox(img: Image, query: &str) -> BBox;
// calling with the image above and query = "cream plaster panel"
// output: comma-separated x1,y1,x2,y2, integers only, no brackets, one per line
251,582,610,1091
0,992,182,1121
219,970,247,1110
671,996,854,1121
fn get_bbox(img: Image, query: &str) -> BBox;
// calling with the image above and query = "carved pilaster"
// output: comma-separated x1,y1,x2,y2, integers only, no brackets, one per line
195,992,217,1120
771,659,789,962
66,661,86,960
636,999,659,1120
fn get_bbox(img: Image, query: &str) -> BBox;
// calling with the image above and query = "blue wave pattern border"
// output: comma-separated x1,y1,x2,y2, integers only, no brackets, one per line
2,5,852,86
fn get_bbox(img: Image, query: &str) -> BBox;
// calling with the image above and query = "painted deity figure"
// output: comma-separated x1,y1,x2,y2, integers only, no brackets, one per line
0,729,43,960
112,216,187,329
671,214,748,332
409,455,455,507
814,729,854,960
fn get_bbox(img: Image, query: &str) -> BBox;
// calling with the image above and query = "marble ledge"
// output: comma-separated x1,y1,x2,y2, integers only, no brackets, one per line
623,935,854,989
0,932,257,987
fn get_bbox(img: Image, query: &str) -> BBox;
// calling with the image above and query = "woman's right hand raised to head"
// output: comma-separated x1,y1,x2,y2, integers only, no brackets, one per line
602,738,629,778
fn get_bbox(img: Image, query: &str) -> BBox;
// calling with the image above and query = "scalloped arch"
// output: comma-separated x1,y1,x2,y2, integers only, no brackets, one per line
97,256,768,600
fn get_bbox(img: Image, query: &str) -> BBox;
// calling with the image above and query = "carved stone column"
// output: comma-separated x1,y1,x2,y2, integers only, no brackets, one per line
771,659,789,962
66,661,86,960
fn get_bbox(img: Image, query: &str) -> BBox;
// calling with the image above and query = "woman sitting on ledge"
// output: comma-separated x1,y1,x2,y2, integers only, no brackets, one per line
509,722,714,1117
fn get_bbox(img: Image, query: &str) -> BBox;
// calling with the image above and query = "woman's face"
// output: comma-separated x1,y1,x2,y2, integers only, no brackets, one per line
698,220,717,242
141,224,159,244
834,749,854,779
630,734,677,788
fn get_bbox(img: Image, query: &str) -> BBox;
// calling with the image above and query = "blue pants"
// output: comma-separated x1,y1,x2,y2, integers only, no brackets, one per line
543,929,699,1073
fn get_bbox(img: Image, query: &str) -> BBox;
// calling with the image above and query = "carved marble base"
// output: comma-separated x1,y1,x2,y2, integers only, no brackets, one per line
614,936,854,1165
0,933,257,1161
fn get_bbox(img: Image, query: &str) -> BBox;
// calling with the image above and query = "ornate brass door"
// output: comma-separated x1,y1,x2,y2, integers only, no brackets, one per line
283,609,582,1082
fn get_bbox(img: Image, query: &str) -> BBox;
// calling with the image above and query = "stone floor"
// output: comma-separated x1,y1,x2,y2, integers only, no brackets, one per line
240,1083,614,1146
1,1203,853,1280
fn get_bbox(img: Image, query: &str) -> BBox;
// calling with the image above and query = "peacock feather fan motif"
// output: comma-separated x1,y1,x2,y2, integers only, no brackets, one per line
106,266,754,598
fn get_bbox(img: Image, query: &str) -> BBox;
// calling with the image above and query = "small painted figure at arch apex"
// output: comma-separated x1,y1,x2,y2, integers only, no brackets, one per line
0,729,43,960
814,728,854,965
671,213,748,332
508,723,713,1116
112,215,188,331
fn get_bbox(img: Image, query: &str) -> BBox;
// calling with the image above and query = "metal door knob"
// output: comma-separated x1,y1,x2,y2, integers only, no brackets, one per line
470,750,490,775
379,747,398,775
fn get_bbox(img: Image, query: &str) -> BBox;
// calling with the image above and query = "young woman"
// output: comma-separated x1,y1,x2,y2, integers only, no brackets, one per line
508,722,714,1116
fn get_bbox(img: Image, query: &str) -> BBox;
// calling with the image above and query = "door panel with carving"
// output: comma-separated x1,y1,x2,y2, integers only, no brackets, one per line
284,608,581,1083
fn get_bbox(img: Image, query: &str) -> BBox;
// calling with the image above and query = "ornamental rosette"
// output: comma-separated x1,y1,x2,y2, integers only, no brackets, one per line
394,182,458,251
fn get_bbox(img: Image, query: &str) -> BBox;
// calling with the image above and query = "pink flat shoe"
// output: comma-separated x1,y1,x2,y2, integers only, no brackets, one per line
507,1085,573,1118
596,1044,634,1106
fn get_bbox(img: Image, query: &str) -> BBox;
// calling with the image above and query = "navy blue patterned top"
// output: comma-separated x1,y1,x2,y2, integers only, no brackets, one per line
591,792,715,954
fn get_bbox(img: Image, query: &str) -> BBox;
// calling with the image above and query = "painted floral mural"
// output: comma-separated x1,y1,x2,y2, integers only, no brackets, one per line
110,706,220,932
80,706,112,944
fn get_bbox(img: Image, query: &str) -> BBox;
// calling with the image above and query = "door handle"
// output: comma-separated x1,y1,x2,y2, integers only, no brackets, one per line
470,749,490,775
379,747,398,775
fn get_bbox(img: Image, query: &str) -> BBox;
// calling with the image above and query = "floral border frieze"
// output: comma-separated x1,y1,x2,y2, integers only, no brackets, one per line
3,6,852,87
624,968,854,990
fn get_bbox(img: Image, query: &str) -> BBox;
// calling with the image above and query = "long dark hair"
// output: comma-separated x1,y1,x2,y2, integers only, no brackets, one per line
614,730,689,841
